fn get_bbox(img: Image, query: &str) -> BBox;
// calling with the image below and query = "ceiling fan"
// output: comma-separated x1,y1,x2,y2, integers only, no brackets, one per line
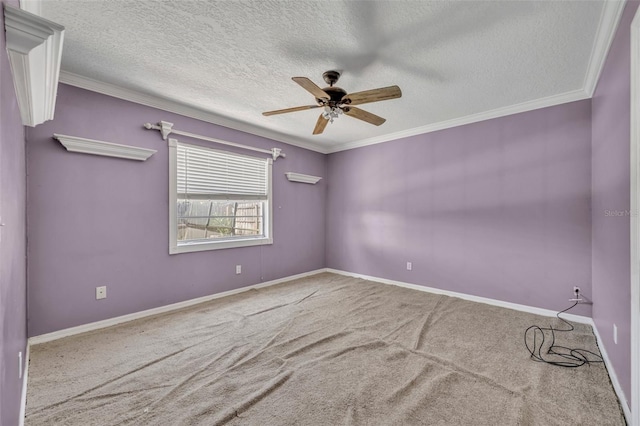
262,70,402,135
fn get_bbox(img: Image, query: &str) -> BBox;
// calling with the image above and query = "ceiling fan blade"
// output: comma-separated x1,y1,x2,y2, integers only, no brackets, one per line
292,77,330,100
344,107,386,126
262,105,321,116
313,114,329,135
342,85,402,106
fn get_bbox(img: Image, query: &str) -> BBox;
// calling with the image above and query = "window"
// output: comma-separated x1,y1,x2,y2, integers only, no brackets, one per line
169,139,272,254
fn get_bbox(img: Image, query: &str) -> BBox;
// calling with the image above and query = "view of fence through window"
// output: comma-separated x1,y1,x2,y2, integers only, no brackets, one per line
177,199,264,242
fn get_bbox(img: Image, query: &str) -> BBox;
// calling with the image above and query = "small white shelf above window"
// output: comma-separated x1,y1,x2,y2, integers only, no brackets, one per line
54,134,157,161
285,172,322,184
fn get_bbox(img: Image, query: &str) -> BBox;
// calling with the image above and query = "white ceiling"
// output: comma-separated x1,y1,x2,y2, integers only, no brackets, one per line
27,1,619,153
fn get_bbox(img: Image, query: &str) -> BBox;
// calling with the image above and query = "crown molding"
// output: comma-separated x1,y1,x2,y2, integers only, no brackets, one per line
583,0,627,97
328,0,621,153
54,133,157,161
285,172,322,184
60,69,591,157
48,0,623,154
4,5,64,127
58,71,330,155
326,89,590,153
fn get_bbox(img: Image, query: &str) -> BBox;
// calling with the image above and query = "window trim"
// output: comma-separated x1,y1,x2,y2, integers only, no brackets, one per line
168,138,273,254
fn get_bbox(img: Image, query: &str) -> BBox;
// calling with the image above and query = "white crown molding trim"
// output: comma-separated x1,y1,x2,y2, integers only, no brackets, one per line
591,320,631,423
27,268,327,345
326,267,629,421
583,0,627,97
18,343,29,426
60,68,590,157
326,89,590,153
285,172,322,184
58,71,330,155
3,5,64,127
54,134,157,161
47,0,623,155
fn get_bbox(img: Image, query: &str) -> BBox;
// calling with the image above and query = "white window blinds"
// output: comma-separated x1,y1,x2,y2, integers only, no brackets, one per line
177,142,269,200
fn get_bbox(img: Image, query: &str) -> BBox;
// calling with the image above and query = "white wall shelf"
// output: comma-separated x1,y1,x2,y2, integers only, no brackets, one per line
285,172,322,184
54,134,157,161
4,5,64,127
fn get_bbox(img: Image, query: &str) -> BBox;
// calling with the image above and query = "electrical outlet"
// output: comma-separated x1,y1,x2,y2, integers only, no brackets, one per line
96,286,107,300
406,262,412,271
18,351,22,379
613,324,618,344
236,265,242,275
569,286,582,303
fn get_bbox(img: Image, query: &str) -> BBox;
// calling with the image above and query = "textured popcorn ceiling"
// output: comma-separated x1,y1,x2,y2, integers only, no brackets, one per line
38,1,604,150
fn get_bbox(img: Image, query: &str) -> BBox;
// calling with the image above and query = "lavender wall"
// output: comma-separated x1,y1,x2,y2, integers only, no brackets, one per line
26,84,326,336
0,0,27,424
591,0,639,407
326,100,593,317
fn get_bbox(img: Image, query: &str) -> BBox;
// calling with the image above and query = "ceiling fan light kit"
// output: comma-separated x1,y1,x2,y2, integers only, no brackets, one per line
263,70,401,135
322,105,342,123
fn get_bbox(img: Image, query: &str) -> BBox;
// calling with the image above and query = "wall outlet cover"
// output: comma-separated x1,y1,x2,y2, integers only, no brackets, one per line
96,286,107,300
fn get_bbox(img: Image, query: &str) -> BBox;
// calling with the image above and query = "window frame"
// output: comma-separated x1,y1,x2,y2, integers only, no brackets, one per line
168,138,273,254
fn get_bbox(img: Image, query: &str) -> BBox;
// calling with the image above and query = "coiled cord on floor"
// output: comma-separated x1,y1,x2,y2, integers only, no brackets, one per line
524,301,603,368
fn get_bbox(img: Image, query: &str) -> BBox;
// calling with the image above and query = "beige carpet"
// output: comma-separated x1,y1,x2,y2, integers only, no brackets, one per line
25,273,625,425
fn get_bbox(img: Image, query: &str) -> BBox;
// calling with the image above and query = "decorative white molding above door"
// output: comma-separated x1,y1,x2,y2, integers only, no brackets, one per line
3,5,64,127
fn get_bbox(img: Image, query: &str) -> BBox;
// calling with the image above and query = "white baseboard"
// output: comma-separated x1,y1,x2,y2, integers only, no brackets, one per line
23,267,629,423
325,268,591,324
28,268,326,345
591,321,631,423
19,343,29,426
326,267,629,423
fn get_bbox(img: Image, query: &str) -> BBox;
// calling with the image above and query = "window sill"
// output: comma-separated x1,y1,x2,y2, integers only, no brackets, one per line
169,237,272,254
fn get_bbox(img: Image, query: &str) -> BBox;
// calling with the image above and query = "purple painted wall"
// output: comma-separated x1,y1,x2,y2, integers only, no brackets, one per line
591,0,639,407
21,4,637,416
0,0,28,424
326,100,593,317
26,84,326,336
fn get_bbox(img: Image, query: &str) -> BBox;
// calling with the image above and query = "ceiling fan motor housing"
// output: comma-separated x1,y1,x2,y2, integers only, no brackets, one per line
316,70,349,106
317,86,348,106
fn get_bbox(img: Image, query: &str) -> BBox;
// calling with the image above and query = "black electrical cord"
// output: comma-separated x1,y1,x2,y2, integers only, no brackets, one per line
524,301,603,368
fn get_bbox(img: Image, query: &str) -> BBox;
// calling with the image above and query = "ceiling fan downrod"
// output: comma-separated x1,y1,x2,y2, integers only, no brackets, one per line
322,70,341,87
